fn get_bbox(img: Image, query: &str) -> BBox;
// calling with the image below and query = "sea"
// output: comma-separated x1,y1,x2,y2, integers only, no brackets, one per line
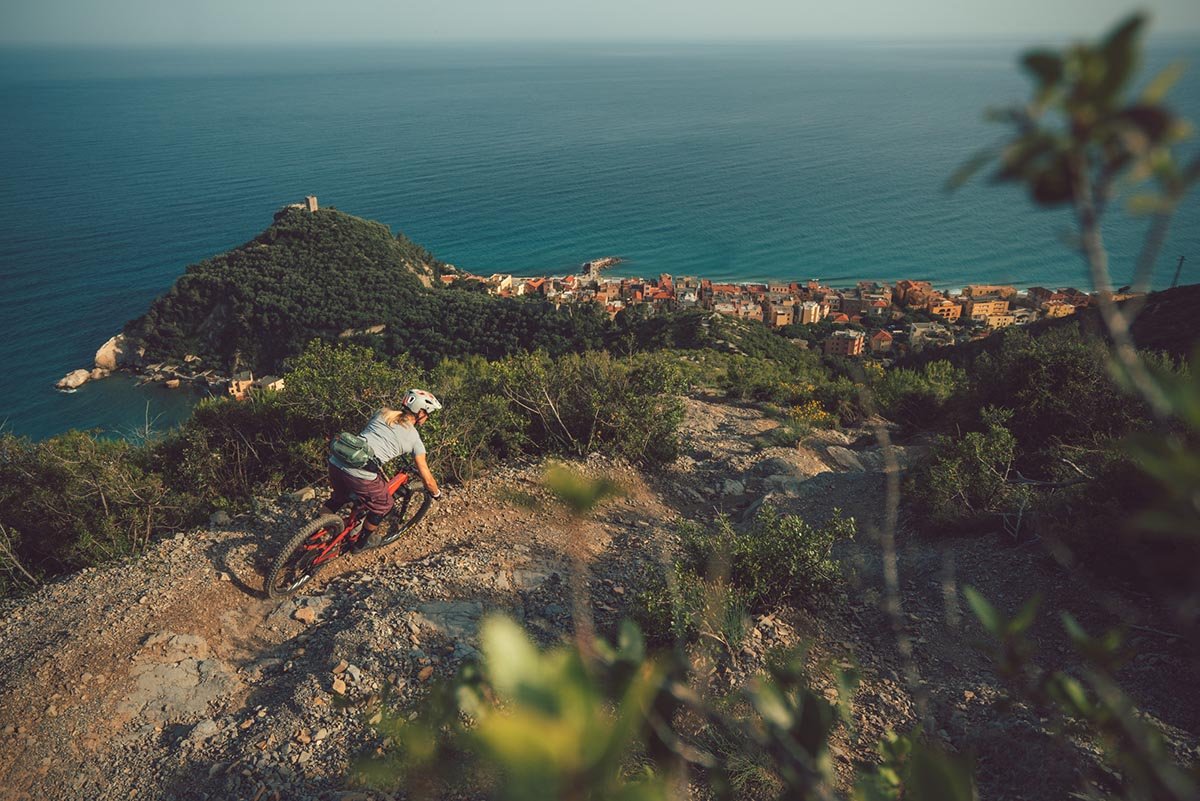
2,40,1199,441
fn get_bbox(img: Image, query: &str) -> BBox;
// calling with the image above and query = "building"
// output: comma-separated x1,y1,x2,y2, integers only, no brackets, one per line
824,330,865,357
985,314,1016,329
228,371,255,401
304,195,319,213
800,301,824,325
963,284,1017,300
869,329,894,354
256,375,285,392
487,274,514,293
963,297,1010,321
767,304,796,328
927,299,962,322
894,280,934,307
1043,300,1076,318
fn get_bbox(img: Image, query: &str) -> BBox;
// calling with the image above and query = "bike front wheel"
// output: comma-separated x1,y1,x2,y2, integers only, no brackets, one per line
265,513,345,598
377,486,433,547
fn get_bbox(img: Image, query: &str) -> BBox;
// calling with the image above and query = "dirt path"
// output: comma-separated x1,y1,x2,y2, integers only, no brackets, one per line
0,395,1195,801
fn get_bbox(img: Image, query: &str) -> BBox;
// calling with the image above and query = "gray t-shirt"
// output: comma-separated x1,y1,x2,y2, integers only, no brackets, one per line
329,412,426,480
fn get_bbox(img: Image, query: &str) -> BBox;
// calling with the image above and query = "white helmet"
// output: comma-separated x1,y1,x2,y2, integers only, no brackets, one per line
403,388,442,415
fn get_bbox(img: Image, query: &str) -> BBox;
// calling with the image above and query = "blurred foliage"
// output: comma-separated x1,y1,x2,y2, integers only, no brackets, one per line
964,587,1199,801
950,13,1196,211
541,463,625,517
359,615,974,801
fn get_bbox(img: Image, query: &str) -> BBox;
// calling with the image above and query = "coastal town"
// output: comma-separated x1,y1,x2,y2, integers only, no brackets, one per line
445,263,1141,359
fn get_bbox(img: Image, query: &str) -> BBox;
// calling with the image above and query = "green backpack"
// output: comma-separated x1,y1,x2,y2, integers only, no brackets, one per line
329,431,375,469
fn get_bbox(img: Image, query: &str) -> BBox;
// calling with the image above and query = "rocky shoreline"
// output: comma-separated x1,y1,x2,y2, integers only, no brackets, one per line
55,334,229,394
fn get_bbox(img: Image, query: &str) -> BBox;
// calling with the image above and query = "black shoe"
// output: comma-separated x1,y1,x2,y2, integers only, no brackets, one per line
352,527,383,553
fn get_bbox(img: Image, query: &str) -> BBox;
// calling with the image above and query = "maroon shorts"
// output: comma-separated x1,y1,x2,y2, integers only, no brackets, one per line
326,464,393,517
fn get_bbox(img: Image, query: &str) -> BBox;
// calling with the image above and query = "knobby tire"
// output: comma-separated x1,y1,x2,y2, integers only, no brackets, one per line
265,513,344,599
377,487,432,547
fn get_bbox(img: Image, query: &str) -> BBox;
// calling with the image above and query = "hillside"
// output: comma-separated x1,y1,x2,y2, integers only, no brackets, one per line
115,205,821,377
1,396,1195,801
123,207,442,373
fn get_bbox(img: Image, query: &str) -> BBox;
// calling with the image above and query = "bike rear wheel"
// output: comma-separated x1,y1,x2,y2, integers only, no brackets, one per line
265,513,345,598
377,485,433,547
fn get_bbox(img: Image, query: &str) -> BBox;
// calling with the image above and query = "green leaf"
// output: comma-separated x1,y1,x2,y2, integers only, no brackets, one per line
480,615,543,698
1007,595,1041,636
1125,193,1171,215
945,147,999,192
1050,674,1093,718
963,586,1001,636
1022,50,1064,88
1060,612,1089,646
908,744,977,801
1097,13,1146,101
1142,60,1187,104
542,463,624,516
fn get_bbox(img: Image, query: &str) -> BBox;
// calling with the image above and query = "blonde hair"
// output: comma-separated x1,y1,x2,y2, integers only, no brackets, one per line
379,407,415,426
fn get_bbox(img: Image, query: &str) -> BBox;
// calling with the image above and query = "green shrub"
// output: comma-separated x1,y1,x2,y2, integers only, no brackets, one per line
0,430,200,584
490,350,686,465
905,406,1029,533
637,562,749,649
680,506,855,609
872,360,968,431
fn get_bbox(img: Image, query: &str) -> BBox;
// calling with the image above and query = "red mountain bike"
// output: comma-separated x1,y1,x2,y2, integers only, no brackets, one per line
265,465,432,598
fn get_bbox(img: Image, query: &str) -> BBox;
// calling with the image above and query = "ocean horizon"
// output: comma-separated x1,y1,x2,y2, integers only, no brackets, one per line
2,40,1198,440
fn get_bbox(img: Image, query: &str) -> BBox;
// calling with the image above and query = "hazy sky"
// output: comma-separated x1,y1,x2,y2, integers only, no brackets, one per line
2,0,1198,45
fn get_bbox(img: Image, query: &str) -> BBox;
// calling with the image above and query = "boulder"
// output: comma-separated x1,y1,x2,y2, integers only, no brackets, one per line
411,601,485,642
826,446,865,472
94,333,141,371
56,369,91,390
89,367,111,381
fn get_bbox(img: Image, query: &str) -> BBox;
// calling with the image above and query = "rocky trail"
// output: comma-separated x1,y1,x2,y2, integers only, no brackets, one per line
1,395,1196,801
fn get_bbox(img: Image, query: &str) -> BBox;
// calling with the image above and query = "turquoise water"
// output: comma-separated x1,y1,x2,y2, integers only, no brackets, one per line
1,41,1198,440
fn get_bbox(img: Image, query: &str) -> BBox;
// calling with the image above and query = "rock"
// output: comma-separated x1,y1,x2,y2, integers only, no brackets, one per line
89,367,111,381
209,511,232,526
417,666,435,682
312,728,329,742
331,659,349,675
94,333,140,371
411,601,485,641
164,378,181,389
293,607,316,625
722,479,746,496
56,369,91,390
753,457,805,478
512,570,550,591
764,474,805,495
826,446,865,472
119,634,240,723
346,664,362,683
289,487,317,502
331,678,347,695
188,719,220,744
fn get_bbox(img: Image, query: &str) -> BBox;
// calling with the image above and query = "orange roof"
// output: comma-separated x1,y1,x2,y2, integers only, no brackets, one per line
831,313,850,323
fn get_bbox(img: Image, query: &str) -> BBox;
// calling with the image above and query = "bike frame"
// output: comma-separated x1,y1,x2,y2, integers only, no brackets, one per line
302,467,415,567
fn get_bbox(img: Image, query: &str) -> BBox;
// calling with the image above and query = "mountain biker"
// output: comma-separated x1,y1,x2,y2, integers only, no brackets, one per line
322,389,443,550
